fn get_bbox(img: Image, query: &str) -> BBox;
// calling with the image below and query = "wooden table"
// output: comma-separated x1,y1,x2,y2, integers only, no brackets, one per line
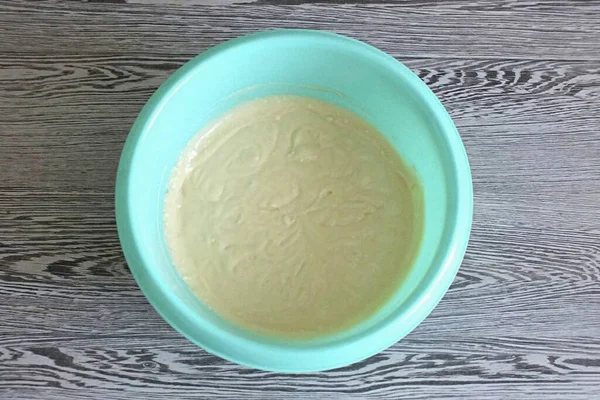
1,1,600,398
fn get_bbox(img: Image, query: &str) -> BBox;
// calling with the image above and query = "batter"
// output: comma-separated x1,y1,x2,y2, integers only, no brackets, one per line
164,95,423,339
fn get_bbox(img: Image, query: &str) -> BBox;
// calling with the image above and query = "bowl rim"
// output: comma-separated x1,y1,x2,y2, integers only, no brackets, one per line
115,29,473,372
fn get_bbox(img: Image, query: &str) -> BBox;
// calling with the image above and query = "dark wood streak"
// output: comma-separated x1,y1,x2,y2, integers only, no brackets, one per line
0,1,600,59
1,0,600,399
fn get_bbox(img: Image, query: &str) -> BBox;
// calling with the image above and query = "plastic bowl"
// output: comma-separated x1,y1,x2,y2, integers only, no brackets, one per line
115,30,472,372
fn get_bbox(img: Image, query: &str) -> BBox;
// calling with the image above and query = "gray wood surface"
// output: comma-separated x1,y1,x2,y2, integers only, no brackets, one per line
1,0,600,398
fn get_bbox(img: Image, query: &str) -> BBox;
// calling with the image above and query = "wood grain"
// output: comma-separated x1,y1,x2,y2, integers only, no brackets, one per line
0,1,600,59
1,0,600,398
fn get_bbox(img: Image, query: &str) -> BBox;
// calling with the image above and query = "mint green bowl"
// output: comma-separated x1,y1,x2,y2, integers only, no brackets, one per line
115,30,472,372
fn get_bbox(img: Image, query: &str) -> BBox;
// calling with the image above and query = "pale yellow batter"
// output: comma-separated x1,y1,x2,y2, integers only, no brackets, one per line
164,95,423,339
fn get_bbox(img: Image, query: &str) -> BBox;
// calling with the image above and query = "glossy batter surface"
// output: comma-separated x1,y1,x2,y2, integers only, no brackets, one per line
164,95,423,338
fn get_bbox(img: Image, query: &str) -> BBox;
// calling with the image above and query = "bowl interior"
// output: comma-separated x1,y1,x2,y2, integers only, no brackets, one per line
116,30,472,372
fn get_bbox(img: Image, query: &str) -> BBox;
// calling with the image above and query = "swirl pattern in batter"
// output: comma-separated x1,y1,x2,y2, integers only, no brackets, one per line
164,95,423,339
